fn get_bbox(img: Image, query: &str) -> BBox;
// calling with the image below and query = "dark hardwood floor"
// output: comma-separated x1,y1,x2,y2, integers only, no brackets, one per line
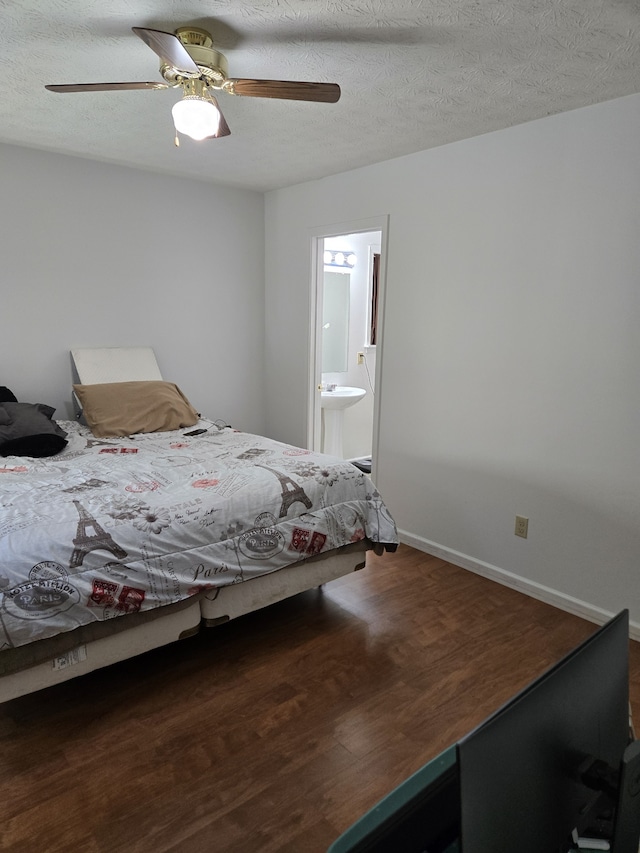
1,544,638,852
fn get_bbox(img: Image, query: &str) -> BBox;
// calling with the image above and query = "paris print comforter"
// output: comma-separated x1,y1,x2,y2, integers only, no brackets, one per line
0,419,398,652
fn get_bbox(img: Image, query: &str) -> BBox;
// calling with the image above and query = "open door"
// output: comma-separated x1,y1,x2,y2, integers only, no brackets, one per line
308,216,389,479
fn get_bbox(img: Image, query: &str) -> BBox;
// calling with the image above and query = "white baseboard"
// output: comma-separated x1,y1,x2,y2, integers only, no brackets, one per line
398,529,640,642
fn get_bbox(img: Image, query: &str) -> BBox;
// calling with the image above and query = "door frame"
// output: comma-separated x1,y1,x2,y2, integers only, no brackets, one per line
307,215,390,477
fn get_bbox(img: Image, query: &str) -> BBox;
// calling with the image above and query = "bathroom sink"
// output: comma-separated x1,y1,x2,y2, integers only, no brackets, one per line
320,387,367,458
320,386,366,411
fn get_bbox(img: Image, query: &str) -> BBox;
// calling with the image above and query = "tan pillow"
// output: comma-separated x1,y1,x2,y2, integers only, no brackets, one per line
73,381,199,438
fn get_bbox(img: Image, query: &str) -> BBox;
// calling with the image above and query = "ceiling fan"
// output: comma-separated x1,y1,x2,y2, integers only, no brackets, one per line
45,26,341,143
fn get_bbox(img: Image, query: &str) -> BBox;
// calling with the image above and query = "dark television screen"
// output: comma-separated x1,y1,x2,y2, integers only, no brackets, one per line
457,610,630,853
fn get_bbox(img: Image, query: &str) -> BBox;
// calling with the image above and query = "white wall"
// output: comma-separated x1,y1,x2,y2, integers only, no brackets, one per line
265,94,640,630
1,143,266,434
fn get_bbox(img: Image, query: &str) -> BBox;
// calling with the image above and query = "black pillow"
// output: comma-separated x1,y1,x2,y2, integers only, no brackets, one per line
0,433,67,458
0,386,17,403
0,402,68,458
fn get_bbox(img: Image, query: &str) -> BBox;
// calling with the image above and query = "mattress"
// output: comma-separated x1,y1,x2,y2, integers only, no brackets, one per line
0,417,397,664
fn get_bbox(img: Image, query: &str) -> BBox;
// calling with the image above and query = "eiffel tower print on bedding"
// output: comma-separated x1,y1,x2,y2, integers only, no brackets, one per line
0,418,398,658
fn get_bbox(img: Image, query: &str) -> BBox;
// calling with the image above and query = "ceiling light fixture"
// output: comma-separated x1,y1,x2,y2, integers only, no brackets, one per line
172,79,222,141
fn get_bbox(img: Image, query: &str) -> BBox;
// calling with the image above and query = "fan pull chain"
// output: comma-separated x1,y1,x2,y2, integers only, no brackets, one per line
174,131,180,147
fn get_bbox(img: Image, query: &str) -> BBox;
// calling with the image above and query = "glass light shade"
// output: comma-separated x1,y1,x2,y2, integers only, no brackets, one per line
172,96,221,141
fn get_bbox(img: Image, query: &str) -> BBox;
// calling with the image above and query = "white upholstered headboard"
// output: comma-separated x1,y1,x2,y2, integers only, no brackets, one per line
71,347,163,384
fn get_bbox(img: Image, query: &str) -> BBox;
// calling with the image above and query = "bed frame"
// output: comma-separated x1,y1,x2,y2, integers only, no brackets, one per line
1,548,367,702
1,347,370,702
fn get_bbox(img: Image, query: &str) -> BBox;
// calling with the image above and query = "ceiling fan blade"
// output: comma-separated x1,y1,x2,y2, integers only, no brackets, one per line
132,27,200,75
207,108,231,139
45,82,170,93
225,79,340,103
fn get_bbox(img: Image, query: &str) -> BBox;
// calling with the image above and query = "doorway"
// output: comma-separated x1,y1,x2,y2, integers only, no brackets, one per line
308,216,389,479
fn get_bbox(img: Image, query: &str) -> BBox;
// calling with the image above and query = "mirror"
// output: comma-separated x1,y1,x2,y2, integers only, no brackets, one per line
322,272,350,373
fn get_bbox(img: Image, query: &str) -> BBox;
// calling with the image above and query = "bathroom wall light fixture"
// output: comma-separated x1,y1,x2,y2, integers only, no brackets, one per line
324,250,356,269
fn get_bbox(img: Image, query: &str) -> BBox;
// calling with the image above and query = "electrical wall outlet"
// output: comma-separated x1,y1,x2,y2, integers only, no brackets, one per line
515,515,529,538
357,352,365,365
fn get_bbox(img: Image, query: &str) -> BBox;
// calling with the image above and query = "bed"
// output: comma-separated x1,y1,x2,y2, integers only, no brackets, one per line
0,348,397,701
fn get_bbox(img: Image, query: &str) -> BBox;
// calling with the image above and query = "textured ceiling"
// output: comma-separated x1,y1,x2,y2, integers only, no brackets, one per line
2,0,640,192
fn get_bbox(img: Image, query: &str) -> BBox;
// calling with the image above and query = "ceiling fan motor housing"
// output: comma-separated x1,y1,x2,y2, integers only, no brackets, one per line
160,27,229,85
